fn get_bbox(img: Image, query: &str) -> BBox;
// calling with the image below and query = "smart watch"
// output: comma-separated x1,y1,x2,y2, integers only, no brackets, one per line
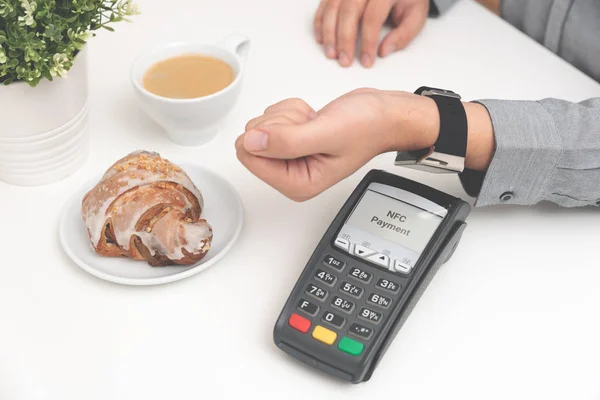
394,86,468,173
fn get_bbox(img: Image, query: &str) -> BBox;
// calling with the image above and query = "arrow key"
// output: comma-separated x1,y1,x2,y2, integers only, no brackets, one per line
353,244,375,258
366,253,389,268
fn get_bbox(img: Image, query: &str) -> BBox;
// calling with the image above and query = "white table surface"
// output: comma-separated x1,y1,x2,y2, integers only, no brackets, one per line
2,0,600,399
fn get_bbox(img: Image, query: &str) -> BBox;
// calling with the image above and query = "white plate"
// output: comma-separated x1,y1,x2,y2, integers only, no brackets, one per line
58,162,244,285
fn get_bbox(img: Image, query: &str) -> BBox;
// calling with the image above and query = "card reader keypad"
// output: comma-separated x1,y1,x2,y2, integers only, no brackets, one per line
349,323,373,339
358,307,383,324
323,255,345,271
297,299,319,316
306,284,328,301
314,269,336,286
287,252,403,358
322,311,345,328
339,281,363,298
331,296,355,313
367,293,392,308
348,267,372,283
375,278,400,293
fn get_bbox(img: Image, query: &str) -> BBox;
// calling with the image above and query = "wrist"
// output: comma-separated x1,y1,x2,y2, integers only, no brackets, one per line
383,91,440,152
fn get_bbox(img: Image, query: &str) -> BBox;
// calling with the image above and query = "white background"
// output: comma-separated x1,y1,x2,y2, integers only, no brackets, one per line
2,0,600,399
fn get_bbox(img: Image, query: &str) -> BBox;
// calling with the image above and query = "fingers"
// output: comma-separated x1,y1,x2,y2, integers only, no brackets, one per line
243,119,329,159
264,98,316,119
245,112,306,132
313,0,327,43
336,0,367,67
237,143,329,202
321,0,342,59
379,3,428,57
241,98,326,159
316,0,427,68
235,144,292,195
245,98,316,131
360,0,392,68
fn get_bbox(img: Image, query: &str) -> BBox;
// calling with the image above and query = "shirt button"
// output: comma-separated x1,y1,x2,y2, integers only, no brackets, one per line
500,191,514,201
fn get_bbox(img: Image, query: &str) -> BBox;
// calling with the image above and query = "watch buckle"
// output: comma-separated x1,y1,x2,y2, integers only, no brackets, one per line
394,148,465,174
420,88,462,100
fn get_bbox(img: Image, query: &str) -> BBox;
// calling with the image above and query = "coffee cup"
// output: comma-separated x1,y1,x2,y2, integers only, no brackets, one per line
130,34,250,146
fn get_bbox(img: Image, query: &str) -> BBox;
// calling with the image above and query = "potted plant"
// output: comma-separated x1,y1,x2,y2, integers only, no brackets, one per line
0,0,139,186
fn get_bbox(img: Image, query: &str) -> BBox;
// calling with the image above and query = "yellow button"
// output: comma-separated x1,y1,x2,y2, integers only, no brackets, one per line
312,325,337,345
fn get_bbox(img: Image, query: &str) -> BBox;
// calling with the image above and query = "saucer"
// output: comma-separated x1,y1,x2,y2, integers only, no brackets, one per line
58,161,243,285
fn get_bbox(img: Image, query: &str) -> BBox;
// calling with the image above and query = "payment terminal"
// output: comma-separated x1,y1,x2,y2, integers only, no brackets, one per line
273,169,471,383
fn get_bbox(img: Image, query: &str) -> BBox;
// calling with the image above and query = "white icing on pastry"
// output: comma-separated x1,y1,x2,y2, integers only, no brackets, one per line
81,150,212,265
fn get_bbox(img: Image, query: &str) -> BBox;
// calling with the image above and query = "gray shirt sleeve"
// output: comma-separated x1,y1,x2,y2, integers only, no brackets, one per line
500,0,600,81
428,0,600,208
429,0,459,16
459,98,600,208
431,0,600,81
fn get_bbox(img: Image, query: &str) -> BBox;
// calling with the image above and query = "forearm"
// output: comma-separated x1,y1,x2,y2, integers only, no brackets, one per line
462,102,495,170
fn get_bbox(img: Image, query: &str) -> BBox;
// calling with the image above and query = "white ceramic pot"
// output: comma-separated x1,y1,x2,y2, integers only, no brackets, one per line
0,48,90,186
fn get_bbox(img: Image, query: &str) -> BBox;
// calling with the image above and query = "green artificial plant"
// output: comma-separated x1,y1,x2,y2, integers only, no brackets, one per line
0,0,140,87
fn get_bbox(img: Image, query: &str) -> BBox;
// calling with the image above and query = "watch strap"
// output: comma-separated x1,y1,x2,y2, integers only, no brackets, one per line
394,86,468,173
414,86,467,159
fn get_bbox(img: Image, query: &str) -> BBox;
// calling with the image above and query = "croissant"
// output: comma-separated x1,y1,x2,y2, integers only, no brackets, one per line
81,150,213,267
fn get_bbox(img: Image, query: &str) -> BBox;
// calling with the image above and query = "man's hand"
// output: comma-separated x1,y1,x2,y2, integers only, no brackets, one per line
235,89,495,202
313,0,430,68
235,89,440,201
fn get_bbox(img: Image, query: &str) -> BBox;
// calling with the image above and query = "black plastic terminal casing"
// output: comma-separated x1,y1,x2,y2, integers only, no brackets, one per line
273,169,472,383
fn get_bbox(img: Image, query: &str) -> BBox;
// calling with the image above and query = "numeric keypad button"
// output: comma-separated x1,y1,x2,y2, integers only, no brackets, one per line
348,267,372,283
322,311,345,328
314,269,336,286
358,307,383,324
331,296,355,313
375,278,400,293
349,323,373,339
306,284,327,301
367,293,392,308
297,299,319,316
339,281,364,298
323,255,345,271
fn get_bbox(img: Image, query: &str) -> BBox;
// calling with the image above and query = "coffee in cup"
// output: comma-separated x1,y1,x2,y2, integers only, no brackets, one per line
142,54,235,99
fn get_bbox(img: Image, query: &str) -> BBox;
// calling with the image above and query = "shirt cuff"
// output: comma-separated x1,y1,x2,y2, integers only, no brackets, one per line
458,99,562,207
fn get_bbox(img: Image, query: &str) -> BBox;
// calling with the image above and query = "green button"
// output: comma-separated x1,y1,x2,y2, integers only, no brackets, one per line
338,336,364,356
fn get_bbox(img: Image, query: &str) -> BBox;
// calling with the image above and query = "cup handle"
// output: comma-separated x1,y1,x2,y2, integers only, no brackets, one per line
219,34,251,61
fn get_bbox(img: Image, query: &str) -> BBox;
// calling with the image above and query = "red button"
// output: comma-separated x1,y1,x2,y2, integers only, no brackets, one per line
289,313,311,333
